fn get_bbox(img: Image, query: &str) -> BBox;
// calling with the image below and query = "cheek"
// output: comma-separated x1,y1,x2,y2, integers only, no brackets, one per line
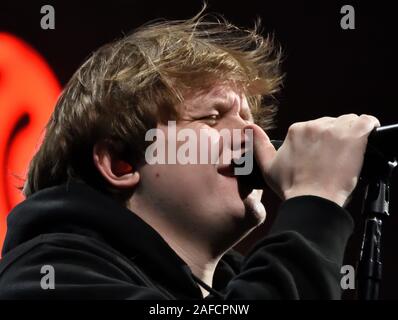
179,127,222,165
140,163,252,224
144,164,218,195
150,165,243,210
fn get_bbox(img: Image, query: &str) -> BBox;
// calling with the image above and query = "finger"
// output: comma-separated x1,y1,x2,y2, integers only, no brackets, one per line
310,116,335,125
304,116,335,130
354,114,381,137
333,113,359,133
336,113,359,126
243,123,277,173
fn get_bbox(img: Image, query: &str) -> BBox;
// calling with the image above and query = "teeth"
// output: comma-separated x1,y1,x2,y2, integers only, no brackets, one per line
232,156,244,167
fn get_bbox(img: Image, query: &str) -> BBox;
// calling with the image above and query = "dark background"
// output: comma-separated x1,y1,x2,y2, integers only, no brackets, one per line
1,0,397,299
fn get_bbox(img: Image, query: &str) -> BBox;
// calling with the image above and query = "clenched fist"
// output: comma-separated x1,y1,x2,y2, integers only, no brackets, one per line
246,114,380,207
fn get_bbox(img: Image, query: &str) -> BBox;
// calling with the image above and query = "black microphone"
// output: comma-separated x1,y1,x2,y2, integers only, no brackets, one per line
366,123,398,160
234,123,398,189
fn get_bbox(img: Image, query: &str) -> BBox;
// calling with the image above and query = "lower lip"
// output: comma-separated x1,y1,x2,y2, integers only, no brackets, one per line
218,171,237,179
222,175,236,179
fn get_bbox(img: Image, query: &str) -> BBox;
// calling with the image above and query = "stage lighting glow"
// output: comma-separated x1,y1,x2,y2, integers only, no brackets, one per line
0,33,60,252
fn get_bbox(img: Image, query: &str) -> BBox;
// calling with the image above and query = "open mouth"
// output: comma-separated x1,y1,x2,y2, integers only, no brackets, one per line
217,161,256,199
216,164,236,177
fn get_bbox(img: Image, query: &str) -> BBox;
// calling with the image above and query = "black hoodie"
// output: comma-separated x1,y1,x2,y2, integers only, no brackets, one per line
0,178,353,299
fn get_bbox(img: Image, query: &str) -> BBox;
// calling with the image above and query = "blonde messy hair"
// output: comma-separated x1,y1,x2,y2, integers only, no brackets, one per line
22,9,283,203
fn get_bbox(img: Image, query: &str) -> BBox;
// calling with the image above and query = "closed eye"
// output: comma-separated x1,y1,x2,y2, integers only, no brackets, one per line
199,114,220,125
203,114,219,120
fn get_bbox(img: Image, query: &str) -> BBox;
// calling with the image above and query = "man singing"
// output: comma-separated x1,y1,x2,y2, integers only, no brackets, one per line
0,12,379,299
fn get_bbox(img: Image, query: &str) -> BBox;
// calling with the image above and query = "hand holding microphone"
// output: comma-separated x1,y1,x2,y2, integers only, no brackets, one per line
241,114,381,207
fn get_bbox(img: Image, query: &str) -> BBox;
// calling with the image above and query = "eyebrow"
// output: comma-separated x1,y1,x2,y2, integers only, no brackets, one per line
207,94,239,112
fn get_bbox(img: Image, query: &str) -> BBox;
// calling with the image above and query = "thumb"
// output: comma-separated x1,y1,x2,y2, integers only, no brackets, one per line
244,123,277,174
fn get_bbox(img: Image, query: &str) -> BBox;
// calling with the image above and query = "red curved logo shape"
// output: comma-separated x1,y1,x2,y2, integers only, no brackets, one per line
0,33,61,253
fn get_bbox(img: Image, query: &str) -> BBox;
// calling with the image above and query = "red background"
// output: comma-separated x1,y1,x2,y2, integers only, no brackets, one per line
0,33,60,250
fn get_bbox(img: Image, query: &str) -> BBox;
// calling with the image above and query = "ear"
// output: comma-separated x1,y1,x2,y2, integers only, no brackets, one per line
93,142,140,189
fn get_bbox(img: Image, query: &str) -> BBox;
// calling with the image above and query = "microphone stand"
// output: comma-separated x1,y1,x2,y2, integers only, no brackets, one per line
235,123,398,299
357,125,398,300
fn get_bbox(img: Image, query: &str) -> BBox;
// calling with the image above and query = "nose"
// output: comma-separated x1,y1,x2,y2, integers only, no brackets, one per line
221,114,252,155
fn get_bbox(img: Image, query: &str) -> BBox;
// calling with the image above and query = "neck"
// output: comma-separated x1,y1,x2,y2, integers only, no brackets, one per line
160,232,222,298
128,202,226,298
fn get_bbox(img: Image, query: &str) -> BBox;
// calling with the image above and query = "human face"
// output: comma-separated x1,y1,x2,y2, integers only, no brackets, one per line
136,84,266,247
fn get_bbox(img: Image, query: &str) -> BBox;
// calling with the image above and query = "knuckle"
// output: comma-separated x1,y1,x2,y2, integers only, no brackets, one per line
287,122,309,143
358,114,372,122
305,119,333,137
320,125,337,140
359,114,380,125
318,116,334,122
356,114,379,131
304,122,337,143
306,122,323,135
340,113,359,119
287,122,303,136
337,113,359,125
